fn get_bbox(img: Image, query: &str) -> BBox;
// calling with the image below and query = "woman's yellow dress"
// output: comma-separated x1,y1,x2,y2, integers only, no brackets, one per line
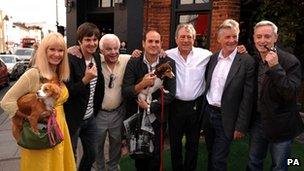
20,85,76,171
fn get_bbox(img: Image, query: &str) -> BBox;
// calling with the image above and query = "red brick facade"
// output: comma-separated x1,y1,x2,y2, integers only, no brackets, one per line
143,0,240,52
210,0,240,52
143,0,171,50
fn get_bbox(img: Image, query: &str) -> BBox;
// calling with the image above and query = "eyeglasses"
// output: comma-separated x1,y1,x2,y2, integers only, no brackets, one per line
108,74,115,88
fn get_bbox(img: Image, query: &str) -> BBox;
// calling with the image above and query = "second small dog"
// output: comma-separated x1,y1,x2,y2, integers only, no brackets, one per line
12,82,61,141
138,61,175,104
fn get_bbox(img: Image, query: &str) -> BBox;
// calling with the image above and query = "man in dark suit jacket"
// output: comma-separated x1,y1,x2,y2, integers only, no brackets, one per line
64,22,105,171
202,19,255,171
247,20,304,171
122,30,176,171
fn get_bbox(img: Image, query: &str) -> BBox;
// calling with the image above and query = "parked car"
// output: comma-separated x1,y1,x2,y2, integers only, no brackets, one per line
13,48,34,62
0,59,10,87
9,61,28,80
0,54,19,75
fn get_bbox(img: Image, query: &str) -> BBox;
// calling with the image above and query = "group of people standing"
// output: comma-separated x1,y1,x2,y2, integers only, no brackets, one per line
0,18,303,171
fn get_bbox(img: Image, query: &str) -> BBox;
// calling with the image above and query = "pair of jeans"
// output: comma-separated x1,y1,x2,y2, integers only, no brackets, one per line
204,105,232,171
247,119,292,171
95,105,125,171
70,116,98,171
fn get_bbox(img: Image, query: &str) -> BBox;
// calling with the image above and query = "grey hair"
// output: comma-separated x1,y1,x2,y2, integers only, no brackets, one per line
217,19,240,37
254,20,278,35
175,23,196,39
99,34,121,50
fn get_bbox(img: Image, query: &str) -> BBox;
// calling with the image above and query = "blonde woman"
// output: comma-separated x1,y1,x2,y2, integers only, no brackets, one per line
1,32,76,171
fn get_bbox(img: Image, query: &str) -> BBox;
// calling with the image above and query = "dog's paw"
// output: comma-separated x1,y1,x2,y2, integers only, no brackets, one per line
163,89,169,93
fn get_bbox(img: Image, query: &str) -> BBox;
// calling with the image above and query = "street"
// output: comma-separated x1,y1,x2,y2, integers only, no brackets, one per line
0,81,20,171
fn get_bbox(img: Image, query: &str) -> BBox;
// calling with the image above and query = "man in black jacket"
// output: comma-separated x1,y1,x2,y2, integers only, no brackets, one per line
247,20,304,171
64,22,105,170
122,30,176,171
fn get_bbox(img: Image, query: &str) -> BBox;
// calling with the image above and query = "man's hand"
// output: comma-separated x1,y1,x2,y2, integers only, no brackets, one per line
67,45,82,58
233,130,245,140
237,45,248,54
131,49,142,58
158,49,167,58
141,73,156,87
134,73,156,93
137,99,149,110
265,51,279,67
82,64,97,84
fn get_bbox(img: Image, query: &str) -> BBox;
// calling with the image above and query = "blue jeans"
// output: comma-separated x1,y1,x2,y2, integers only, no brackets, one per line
204,105,232,171
70,116,98,171
247,120,292,171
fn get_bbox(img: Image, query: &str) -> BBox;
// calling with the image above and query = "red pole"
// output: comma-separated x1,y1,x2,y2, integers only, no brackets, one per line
160,88,164,171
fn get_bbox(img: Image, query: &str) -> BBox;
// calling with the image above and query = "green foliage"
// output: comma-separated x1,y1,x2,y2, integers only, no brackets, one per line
241,0,304,59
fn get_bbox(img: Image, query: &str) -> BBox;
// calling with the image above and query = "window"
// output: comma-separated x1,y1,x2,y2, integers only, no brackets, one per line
171,0,211,48
180,0,209,5
178,14,209,48
99,0,114,8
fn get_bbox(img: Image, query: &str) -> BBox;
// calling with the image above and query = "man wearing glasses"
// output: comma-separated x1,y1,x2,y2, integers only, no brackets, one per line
96,34,131,171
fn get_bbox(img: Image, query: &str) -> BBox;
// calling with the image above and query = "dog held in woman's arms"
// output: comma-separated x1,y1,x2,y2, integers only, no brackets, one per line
12,82,61,141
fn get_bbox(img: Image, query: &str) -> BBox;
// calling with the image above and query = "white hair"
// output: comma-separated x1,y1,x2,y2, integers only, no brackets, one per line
99,34,121,50
217,19,240,38
254,20,278,35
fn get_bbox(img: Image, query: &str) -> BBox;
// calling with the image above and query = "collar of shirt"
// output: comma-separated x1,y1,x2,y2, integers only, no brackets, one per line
143,54,159,72
177,47,194,63
218,47,237,61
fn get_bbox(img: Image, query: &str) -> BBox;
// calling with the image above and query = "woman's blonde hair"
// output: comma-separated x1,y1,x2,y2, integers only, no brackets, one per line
34,32,69,81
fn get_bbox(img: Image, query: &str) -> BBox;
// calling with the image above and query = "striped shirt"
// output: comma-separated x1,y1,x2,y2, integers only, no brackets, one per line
83,58,97,120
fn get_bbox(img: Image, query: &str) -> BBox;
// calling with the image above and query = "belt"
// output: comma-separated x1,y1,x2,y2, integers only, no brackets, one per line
207,104,221,113
101,103,123,112
175,95,203,104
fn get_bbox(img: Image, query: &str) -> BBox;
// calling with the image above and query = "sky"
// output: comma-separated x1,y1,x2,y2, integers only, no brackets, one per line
0,0,66,31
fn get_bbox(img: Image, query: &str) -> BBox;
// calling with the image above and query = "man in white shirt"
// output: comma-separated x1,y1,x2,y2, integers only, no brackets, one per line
165,23,212,171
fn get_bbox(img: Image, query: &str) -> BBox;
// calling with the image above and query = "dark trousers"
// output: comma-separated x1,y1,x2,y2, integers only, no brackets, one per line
135,120,166,171
70,116,98,171
169,98,201,171
204,105,232,171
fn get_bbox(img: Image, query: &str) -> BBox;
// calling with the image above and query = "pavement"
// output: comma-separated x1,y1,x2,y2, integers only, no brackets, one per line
0,112,304,171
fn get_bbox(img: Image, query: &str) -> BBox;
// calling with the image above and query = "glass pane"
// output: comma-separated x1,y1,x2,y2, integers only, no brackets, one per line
195,0,209,4
180,0,194,5
178,14,209,48
101,0,111,7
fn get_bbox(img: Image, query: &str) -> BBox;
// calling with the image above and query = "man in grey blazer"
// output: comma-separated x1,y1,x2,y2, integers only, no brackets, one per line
202,19,255,170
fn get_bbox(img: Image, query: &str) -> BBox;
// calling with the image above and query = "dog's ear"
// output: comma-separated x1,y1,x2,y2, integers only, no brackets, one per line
51,85,62,100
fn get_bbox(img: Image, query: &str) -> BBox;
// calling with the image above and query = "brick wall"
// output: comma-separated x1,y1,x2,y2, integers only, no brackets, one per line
143,0,240,52
210,0,240,52
143,0,171,50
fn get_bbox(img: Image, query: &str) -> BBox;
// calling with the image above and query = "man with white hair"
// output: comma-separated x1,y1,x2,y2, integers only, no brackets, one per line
96,34,130,171
201,19,255,170
247,20,304,171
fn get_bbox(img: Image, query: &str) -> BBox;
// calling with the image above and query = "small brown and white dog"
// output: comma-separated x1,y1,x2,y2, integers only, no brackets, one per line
12,82,61,141
138,61,175,105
